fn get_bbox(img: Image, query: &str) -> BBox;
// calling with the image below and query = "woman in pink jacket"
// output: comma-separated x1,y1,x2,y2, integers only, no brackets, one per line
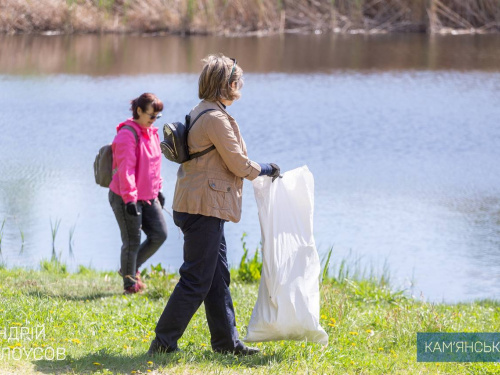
109,93,167,294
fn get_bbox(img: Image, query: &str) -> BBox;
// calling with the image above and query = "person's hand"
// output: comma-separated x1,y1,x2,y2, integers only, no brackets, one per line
269,163,281,182
158,192,165,209
126,202,140,216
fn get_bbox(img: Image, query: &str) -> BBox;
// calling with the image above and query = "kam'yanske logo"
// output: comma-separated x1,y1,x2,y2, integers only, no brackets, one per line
417,332,500,362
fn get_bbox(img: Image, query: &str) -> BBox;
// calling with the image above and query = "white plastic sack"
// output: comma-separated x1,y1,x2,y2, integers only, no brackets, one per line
244,166,328,345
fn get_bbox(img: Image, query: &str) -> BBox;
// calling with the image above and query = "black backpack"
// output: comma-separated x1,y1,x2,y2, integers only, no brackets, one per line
160,109,216,164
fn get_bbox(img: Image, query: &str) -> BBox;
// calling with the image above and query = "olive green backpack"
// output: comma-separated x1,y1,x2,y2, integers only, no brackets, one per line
93,126,138,187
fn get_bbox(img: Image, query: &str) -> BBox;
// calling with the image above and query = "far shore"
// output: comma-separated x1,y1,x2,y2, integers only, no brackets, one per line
1,0,499,36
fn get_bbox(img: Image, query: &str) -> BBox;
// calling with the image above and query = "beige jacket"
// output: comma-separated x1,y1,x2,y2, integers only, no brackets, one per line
172,100,261,223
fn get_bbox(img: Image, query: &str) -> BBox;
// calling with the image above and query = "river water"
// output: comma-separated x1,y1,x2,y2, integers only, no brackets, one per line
0,33,499,303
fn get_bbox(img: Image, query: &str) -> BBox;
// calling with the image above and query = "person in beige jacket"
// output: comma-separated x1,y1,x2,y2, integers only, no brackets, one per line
148,54,280,356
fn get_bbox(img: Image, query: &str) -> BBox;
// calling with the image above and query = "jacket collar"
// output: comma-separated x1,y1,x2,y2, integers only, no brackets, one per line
201,100,234,120
118,119,158,138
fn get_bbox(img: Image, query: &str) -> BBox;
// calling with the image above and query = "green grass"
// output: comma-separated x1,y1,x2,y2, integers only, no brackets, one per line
0,260,499,374
237,233,262,283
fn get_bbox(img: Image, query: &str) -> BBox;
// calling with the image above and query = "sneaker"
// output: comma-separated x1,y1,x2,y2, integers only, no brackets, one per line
135,271,146,291
147,338,180,356
123,283,141,295
119,269,146,291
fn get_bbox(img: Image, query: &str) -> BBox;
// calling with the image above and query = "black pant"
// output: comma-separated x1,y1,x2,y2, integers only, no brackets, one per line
109,190,167,288
154,211,242,351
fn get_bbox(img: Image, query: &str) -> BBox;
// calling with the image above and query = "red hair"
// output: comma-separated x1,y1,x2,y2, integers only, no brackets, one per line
130,93,163,119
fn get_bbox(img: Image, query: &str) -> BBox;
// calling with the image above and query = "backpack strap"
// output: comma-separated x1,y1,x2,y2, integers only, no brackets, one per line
120,125,139,145
190,145,216,159
111,125,139,177
187,109,217,160
187,109,216,131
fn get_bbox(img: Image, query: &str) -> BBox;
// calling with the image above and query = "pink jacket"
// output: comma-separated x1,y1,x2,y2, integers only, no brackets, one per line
109,119,162,204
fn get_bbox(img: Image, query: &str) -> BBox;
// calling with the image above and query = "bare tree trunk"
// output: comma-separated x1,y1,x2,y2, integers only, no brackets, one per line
331,0,338,31
409,0,426,32
428,0,439,34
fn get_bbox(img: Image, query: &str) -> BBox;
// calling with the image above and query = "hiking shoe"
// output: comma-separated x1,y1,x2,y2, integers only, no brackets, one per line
123,283,141,295
147,338,180,356
214,345,260,356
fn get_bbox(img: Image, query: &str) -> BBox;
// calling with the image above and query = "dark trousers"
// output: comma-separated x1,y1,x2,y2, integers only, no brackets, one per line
154,211,242,351
109,190,167,288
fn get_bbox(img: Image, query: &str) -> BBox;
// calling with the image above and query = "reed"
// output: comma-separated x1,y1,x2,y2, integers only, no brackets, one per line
0,219,6,253
0,0,499,34
69,217,78,259
50,218,62,259
40,257,67,274
19,226,25,254
321,246,333,283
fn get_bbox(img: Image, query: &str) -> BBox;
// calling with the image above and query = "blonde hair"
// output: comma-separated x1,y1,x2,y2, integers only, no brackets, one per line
198,54,243,102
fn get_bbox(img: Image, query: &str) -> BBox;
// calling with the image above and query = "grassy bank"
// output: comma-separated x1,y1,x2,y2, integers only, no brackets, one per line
1,0,499,35
0,259,499,374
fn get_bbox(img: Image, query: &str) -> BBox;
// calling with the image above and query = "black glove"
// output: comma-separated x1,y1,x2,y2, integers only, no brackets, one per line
126,202,140,216
269,163,281,182
158,191,165,209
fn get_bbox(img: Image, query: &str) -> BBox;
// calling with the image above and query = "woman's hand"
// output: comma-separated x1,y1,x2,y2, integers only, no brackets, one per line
158,192,165,209
126,202,141,216
269,163,281,182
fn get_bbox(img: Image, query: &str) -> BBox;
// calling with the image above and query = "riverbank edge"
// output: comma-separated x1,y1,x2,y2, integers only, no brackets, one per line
3,27,493,37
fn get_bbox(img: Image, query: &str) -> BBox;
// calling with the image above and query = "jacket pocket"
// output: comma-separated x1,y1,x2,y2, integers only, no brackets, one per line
208,178,232,210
